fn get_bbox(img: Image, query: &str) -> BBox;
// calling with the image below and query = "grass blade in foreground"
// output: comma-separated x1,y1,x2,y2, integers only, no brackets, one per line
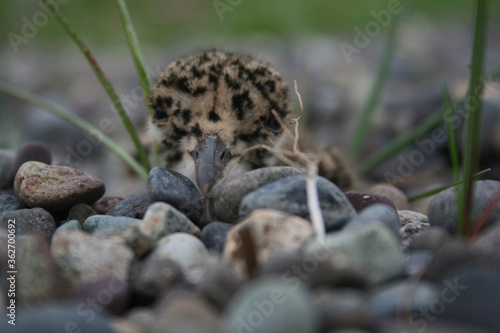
41,0,151,173
461,0,488,237
0,82,148,180
114,0,153,116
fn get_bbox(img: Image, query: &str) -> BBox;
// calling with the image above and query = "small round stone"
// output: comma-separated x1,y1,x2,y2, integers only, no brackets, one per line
68,203,97,225
14,161,105,212
225,277,318,333
6,141,52,188
224,209,314,277
345,191,397,212
0,193,25,214
83,215,142,233
212,166,299,223
147,167,203,223
428,180,500,234
142,202,201,241
239,174,356,231
51,230,134,288
107,192,149,219
54,219,82,236
200,221,232,253
0,208,56,242
151,232,208,285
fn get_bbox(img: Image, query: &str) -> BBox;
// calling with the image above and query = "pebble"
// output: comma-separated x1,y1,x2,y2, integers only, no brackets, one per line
471,222,500,263
305,221,404,286
409,226,452,253
212,166,299,222
95,223,151,257
68,203,97,225
71,277,130,315
260,251,367,289
129,257,184,300
225,277,318,333
141,202,201,240
398,210,429,226
1,304,113,333
16,234,71,306
54,219,82,235
107,192,149,219
147,167,203,223
14,161,105,212
51,230,134,288
0,193,25,214
0,150,14,189
368,280,439,318
368,183,410,210
400,221,431,249
5,141,52,188
151,293,222,333
239,175,356,232
345,191,397,212
344,203,401,237
149,232,208,285
0,207,56,242
83,215,142,233
200,221,233,253
428,180,500,234
198,254,242,308
422,241,478,282
92,196,123,214
224,209,314,277
315,289,373,331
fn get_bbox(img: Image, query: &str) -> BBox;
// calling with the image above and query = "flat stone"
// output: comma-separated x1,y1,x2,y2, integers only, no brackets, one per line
0,208,56,242
305,221,404,286
225,277,318,333
147,167,203,223
83,215,142,233
6,141,52,188
212,166,299,223
224,209,314,277
107,192,149,219
14,161,105,212
150,232,208,284
51,230,134,288
239,174,356,232
428,180,500,234
200,221,233,253
0,193,25,214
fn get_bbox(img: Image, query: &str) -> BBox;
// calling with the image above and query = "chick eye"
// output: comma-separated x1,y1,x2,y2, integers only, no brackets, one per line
153,106,169,122
264,113,283,133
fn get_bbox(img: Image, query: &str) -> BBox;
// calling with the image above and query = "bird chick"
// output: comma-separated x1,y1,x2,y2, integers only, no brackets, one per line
149,51,290,196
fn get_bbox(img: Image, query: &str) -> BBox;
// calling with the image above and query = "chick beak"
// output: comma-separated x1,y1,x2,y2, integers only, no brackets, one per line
191,135,231,195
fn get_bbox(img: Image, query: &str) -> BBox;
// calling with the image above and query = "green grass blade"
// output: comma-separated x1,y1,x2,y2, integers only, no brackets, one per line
114,0,153,116
0,82,148,180
408,169,490,203
41,0,151,173
461,0,489,237
348,14,400,162
442,83,464,232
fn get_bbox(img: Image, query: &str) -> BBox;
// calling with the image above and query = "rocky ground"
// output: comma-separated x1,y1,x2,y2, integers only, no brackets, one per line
1,21,500,333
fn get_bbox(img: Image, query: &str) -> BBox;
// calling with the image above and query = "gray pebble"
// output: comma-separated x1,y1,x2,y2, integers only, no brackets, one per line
225,276,318,333
54,220,82,236
0,193,25,214
239,174,356,231
130,257,184,299
142,202,201,241
0,207,56,242
68,203,96,225
400,221,431,249
14,161,105,212
147,167,203,223
213,166,299,222
83,215,142,233
471,222,500,263
344,203,400,237
305,221,404,286
428,180,500,234
107,192,149,219
200,221,232,253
